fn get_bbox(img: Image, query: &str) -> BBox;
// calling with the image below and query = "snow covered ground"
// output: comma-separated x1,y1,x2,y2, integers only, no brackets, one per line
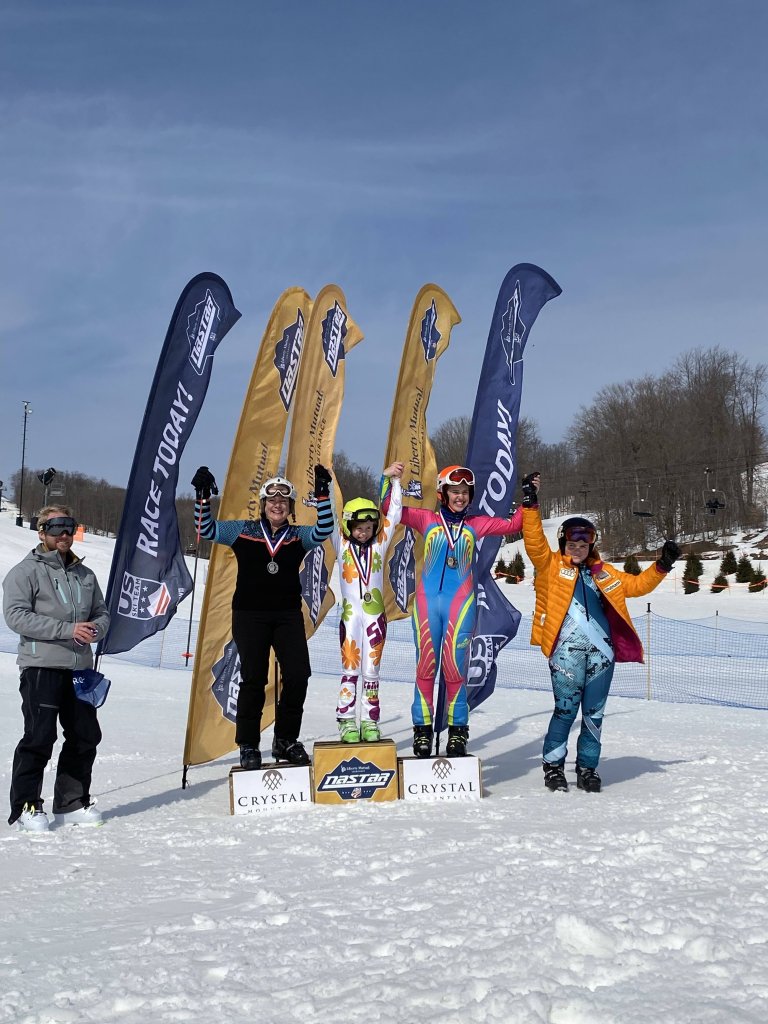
1,508,767,1024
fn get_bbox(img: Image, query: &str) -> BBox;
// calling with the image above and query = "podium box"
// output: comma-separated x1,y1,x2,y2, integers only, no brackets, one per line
312,739,398,804
398,755,483,802
229,764,312,815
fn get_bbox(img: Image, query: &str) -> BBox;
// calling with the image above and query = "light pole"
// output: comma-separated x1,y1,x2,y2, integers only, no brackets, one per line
17,400,32,528
0,479,4,511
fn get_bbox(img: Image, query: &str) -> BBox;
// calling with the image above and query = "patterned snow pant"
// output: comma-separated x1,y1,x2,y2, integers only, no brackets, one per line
336,610,386,724
542,641,615,770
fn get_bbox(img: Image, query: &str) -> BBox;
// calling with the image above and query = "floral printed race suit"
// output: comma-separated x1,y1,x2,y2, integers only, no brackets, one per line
332,477,402,726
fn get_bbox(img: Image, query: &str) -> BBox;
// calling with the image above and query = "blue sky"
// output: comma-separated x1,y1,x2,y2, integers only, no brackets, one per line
2,1,767,498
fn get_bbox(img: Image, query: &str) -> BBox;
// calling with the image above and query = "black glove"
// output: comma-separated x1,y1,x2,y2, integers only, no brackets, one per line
657,540,681,572
521,471,540,508
314,464,332,500
191,466,218,500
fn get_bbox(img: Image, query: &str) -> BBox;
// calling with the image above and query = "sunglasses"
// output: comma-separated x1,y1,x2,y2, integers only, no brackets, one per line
442,467,475,486
564,527,596,544
263,483,292,499
41,516,78,536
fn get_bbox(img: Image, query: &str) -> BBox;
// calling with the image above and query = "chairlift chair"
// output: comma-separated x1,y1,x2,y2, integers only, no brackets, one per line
631,483,654,518
703,467,726,515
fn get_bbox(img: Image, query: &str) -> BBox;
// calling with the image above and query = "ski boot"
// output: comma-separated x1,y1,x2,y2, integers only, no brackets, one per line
338,720,361,743
272,737,311,766
576,764,602,793
360,720,381,742
239,745,262,771
445,725,469,757
412,725,433,758
543,760,568,792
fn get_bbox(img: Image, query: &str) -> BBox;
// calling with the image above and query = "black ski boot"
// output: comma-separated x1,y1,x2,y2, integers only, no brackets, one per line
543,761,568,792
445,726,469,757
239,745,262,771
272,737,311,766
412,725,434,758
576,764,602,793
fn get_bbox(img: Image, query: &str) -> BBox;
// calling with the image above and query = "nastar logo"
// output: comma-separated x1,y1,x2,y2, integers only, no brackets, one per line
211,639,241,723
300,546,328,624
389,526,416,613
420,299,441,362
499,281,526,385
402,479,423,499
117,572,171,620
187,288,221,376
316,757,395,800
274,309,305,410
321,301,347,377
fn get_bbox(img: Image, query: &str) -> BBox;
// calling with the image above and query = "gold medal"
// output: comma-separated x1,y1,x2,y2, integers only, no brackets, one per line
446,556,457,569
363,592,372,603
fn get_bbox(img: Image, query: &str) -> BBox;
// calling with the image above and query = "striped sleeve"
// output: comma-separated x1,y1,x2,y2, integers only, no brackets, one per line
298,497,334,550
193,501,245,546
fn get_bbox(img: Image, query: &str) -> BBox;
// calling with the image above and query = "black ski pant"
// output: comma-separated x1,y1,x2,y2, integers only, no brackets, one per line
232,608,312,747
8,667,102,824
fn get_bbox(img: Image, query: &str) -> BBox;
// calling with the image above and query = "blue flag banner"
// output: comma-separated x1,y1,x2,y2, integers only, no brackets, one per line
99,273,241,656
437,263,561,730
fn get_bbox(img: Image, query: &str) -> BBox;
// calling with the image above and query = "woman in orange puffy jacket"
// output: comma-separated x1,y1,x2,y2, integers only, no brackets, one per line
520,474,680,794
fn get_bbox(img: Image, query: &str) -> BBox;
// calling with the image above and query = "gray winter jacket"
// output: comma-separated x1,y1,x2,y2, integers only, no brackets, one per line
2,545,110,671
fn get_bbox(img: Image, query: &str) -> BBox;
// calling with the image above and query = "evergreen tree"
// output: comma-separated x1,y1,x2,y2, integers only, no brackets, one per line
494,558,508,578
749,566,767,593
711,573,729,593
683,554,700,595
623,553,641,575
720,550,738,575
735,555,755,584
507,551,526,584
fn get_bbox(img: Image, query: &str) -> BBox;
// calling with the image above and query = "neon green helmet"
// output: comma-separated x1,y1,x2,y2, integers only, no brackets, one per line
341,497,380,540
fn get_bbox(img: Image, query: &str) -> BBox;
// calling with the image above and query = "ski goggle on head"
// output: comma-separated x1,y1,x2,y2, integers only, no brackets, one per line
263,483,292,499
344,509,379,525
260,477,296,501
563,525,597,544
40,516,78,536
438,466,476,489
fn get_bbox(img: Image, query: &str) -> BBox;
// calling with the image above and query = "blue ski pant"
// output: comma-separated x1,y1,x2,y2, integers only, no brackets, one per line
542,642,615,770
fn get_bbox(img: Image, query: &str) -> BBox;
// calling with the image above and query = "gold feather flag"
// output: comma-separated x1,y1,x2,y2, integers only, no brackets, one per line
284,284,364,636
183,288,312,772
383,285,461,622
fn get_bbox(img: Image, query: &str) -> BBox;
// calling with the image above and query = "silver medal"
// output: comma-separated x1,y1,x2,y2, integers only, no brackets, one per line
267,560,279,575
363,592,372,603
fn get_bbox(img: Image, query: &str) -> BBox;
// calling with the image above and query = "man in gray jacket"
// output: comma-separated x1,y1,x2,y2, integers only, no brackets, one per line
3,505,110,831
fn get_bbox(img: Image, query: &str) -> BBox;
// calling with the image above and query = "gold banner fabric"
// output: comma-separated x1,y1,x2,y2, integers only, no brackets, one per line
383,285,461,622
284,284,364,636
183,288,312,769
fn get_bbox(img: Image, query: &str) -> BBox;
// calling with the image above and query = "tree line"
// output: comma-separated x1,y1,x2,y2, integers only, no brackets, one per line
7,346,767,558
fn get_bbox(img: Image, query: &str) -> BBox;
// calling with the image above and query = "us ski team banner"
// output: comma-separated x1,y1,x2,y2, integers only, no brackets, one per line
383,285,461,622
285,284,363,635
443,263,561,725
100,273,241,657
183,288,313,770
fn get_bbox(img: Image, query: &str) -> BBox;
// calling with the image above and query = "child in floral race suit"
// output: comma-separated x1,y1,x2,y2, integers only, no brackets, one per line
331,462,403,742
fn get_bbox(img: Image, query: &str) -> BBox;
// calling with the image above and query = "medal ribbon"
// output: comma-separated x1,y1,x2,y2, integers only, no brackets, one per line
439,510,463,554
260,521,290,560
348,541,372,592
